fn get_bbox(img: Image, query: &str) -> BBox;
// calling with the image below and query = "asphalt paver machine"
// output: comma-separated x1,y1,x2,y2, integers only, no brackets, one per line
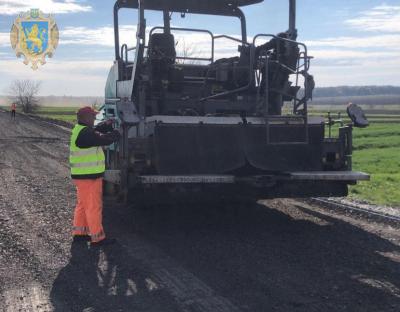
102,0,369,202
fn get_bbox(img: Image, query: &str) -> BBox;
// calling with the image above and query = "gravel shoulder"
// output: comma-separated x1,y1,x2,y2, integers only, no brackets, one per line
0,110,399,312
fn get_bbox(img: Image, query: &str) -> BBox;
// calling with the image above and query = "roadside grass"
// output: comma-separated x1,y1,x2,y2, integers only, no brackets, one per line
352,146,400,175
309,118,398,205
35,106,78,124
350,173,400,207
0,105,78,123
346,123,400,206
44,114,77,123
313,108,400,206
353,124,400,138
36,106,79,113
353,135,400,150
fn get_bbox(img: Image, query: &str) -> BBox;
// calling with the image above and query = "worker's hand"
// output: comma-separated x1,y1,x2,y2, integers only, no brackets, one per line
110,129,122,142
105,118,116,125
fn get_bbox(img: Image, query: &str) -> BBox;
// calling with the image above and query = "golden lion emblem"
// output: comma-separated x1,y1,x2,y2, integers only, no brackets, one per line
21,24,47,54
10,9,58,70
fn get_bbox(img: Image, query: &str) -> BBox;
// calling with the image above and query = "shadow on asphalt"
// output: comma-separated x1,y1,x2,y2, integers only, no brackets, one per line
51,201,400,311
50,240,179,312
111,201,400,312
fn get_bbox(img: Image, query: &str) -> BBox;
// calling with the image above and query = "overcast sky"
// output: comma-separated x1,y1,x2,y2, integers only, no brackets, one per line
0,0,399,96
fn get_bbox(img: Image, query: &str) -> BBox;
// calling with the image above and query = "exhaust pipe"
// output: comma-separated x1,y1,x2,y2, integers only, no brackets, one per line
289,0,297,40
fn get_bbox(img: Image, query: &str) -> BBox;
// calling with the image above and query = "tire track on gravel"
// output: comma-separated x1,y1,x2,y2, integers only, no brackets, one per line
0,111,74,311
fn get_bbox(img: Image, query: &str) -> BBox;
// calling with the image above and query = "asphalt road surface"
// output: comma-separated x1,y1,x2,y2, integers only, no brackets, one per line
0,110,399,312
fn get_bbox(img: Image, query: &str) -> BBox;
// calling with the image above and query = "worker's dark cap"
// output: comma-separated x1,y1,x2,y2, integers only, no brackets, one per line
77,106,98,116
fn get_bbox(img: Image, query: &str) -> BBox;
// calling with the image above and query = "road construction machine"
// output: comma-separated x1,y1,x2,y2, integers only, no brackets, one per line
101,0,369,202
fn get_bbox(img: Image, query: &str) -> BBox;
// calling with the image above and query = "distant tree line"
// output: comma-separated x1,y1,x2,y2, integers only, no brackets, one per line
310,95,400,106
312,86,400,98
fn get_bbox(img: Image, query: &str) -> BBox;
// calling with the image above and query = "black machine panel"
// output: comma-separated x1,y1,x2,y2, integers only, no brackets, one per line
152,123,324,175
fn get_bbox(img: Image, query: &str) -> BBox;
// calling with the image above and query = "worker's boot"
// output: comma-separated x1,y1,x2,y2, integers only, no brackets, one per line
90,238,116,247
72,235,91,243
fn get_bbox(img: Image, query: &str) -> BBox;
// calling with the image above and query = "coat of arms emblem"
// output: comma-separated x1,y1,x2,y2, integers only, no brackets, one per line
10,9,59,70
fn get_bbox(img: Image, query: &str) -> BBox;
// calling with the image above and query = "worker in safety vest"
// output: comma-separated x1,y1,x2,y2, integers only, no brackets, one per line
69,106,120,246
11,103,16,120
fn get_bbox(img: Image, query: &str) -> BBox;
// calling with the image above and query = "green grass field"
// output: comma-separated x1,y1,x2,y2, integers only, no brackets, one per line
35,106,78,124
0,105,79,123
313,109,400,206
350,123,400,206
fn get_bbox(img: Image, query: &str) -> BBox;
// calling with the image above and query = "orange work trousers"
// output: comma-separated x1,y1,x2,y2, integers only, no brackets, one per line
72,178,105,242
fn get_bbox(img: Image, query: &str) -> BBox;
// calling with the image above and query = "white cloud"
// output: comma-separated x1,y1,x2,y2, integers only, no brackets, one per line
306,34,400,49
304,4,400,86
60,25,237,59
2,1,400,95
0,0,91,15
0,59,110,95
311,49,399,60
311,59,400,87
0,32,9,47
345,5,400,33
0,59,110,77
2,19,243,61
0,25,240,95
61,26,136,47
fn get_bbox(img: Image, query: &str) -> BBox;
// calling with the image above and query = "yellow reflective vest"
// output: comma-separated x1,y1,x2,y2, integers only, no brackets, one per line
69,124,105,177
